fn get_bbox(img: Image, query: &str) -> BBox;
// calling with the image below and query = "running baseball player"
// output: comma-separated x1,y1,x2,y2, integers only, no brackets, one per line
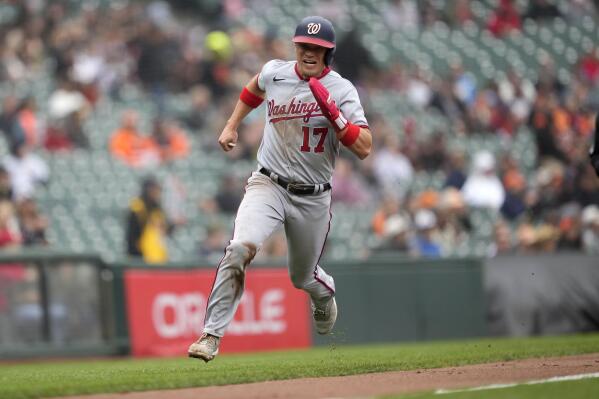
188,16,372,362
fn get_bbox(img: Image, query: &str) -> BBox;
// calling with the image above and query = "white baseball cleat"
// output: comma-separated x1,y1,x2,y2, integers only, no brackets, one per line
312,296,337,335
188,333,220,362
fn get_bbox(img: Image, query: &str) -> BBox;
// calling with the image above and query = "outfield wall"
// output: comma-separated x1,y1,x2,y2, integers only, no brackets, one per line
0,251,597,358
484,254,599,336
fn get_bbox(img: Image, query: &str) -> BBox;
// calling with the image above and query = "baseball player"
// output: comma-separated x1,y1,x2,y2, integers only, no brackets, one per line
188,16,372,362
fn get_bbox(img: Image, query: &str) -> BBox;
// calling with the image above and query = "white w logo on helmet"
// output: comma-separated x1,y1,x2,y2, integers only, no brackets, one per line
307,23,321,35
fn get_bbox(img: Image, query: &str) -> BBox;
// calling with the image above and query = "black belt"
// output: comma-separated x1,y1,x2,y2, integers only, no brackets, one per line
259,167,331,195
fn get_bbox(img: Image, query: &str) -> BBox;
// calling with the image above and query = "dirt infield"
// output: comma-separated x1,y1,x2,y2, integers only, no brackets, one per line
62,353,599,399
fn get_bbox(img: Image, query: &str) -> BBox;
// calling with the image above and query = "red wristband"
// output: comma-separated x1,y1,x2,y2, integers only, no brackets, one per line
340,123,360,147
239,87,264,108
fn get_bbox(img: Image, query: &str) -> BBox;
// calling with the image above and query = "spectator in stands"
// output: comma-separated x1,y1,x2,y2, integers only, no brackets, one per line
451,63,477,107
418,132,448,171
557,204,583,251
110,110,160,168
500,168,527,220
151,118,191,163
536,55,566,97
0,201,22,249
372,134,414,199
487,0,522,37
448,0,474,27
529,160,570,219
405,68,433,107
524,0,562,20
126,177,173,263
578,47,599,87
214,174,243,215
375,213,412,254
371,195,401,237
16,98,44,149
581,205,599,255
332,158,371,205
445,150,468,189
161,173,188,227
0,96,23,148
411,209,442,258
2,142,49,201
46,79,90,149
430,79,467,125
529,92,566,161
0,97,44,150
16,198,48,246
461,151,505,210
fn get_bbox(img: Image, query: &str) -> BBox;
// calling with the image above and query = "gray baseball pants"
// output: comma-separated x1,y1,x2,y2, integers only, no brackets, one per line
202,171,335,337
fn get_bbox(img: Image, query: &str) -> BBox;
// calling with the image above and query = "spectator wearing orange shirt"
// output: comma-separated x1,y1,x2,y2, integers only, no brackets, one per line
151,118,190,162
110,110,160,168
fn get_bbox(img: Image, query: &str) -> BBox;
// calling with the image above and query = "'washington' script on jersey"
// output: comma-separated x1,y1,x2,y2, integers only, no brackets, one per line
268,97,321,123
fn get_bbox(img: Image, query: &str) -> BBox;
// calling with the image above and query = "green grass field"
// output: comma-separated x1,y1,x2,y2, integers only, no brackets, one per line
394,376,599,399
2,334,599,399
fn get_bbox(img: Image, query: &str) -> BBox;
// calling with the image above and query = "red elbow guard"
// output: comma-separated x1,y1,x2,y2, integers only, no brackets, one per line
239,87,264,108
340,123,360,147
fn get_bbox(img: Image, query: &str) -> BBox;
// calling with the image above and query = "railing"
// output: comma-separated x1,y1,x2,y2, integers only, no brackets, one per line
0,250,127,358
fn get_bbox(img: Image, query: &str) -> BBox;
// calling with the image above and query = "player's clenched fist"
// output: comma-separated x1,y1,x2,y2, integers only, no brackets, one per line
218,126,238,151
309,77,347,132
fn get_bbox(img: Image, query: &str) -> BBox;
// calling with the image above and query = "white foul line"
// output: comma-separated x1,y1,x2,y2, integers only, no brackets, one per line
435,372,599,395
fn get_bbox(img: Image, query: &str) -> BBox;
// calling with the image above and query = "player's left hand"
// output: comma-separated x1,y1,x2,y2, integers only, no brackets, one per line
309,77,347,132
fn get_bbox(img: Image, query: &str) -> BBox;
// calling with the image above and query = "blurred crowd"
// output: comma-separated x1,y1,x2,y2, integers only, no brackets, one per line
0,0,598,261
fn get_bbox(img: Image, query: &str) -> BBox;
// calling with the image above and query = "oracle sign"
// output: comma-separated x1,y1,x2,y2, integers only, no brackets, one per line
125,268,311,356
151,289,286,339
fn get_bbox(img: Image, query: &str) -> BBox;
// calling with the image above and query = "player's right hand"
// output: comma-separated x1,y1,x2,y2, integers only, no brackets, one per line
218,126,238,152
309,77,347,132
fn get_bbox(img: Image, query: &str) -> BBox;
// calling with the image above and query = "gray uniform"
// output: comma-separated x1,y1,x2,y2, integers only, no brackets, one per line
203,60,368,338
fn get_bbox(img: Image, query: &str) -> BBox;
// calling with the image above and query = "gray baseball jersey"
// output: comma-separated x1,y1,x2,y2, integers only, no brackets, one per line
257,60,368,184
202,60,368,338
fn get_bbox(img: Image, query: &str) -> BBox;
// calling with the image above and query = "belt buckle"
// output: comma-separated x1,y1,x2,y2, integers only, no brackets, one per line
287,183,300,193
287,183,312,195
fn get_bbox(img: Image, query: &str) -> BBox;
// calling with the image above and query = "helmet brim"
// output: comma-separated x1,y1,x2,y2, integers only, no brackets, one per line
292,36,335,49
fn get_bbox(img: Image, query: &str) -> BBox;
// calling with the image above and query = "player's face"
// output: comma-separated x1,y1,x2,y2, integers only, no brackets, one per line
295,43,327,78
